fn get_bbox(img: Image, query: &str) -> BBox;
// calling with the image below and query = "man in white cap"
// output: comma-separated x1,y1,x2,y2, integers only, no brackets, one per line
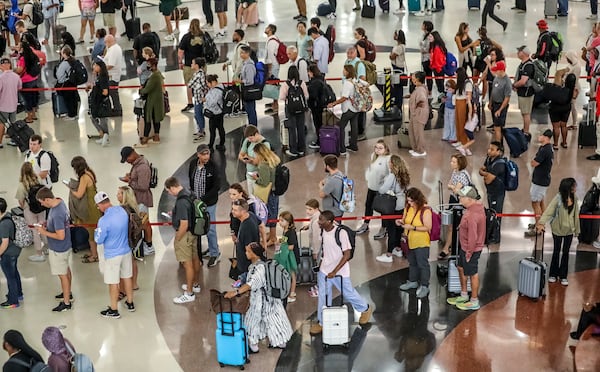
94,191,135,319
447,186,486,311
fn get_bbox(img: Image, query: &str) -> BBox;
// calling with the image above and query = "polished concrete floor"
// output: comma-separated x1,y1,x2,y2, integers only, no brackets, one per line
1,1,600,371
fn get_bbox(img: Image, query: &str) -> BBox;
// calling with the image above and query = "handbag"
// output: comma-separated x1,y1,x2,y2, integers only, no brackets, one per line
210,289,250,314
253,182,272,203
262,84,280,100
373,193,397,215
204,108,218,118
133,97,145,116
163,90,170,113
242,84,263,101
228,257,242,280
171,7,189,20
95,97,111,118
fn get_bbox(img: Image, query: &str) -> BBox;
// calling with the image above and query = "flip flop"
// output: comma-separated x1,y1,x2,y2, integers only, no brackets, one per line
81,256,98,263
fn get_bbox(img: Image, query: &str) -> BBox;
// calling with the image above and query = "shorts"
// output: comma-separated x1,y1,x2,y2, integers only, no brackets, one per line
160,1,177,16
182,66,194,84
517,95,534,115
103,252,133,284
215,0,228,12
81,7,96,20
530,183,548,202
102,12,116,28
49,249,73,276
0,111,16,125
549,109,570,123
465,129,474,140
457,249,481,276
491,101,508,127
174,231,198,262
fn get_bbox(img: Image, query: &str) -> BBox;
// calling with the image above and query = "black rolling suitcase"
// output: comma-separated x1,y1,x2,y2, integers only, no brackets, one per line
579,100,597,148
125,5,141,40
361,0,376,18
296,232,316,285
6,119,34,152
379,0,390,12
467,0,480,10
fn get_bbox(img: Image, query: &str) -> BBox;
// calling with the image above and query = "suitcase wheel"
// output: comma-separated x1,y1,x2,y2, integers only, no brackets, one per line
239,367,245,371
518,292,522,296
219,363,224,368
580,145,584,149
323,343,329,350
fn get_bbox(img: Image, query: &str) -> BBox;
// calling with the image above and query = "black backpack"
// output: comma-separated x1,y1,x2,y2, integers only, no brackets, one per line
484,208,500,245
31,1,43,25
27,53,41,77
30,150,60,183
334,224,356,260
27,184,47,214
67,59,88,85
272,163,290,196
285,81,307,115
581,184,600,213
202,32,219,64
319,81,336,108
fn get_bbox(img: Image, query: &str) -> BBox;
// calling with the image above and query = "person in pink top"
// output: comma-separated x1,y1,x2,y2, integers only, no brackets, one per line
446,186,486,311
78,0,98,44
0,58,22,147
15,40,40,123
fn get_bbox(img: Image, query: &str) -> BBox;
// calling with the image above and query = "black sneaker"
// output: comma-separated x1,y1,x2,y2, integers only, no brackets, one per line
202,249,210,257
100,307,121,319
215,144,226,151
52,301,72,312
308,142,320,149
125,301,136,312
55,293,74,302
208,253,221,268
181,104,194,112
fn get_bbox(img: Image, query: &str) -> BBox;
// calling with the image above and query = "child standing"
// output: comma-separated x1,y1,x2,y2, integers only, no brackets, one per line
204,74,226,151
442,79,457,143
276,211,299,303
187,57,208,142
300,199,321,297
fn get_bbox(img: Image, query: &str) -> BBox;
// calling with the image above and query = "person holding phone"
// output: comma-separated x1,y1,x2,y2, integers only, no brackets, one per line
238,125,270,195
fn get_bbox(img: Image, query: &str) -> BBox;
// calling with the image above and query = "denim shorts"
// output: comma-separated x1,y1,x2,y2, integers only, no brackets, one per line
530,183,548,202
81,7,96,20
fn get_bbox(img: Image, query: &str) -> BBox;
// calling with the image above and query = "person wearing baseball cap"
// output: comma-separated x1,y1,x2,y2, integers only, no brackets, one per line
513,45,535,135
447,185,486,311
525,129,555,237
533,19,554,69
94,191,135,318
489,60,512,142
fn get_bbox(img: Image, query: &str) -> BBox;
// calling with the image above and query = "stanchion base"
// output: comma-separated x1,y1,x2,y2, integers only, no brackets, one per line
373,108,402,123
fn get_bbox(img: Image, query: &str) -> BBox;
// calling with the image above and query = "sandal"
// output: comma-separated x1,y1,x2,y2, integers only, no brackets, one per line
81,256,98,263
561,143,568,149
553,145,559,150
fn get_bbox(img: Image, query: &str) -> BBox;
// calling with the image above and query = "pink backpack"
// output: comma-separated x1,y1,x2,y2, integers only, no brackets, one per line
419,207,441,241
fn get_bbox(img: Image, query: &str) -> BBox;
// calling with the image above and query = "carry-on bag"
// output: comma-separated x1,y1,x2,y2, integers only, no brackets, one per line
361,0,376,18
517,233,547,301
467,0,480,10
214,292,249,369
52,92,67,117
396,122,410,149
316,2,334,16
322,275,349,348
503,127,529,158
297,232,316,284
6,119,34,153
319,111,340,156
379,0,390,12
447,256,471,294
408,0,421,12
579,100,597,148
544,0,557,17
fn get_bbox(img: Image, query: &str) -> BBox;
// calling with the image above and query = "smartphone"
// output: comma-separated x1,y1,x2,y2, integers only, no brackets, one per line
161,212,172,219
62,179,69,185
247,171,257,177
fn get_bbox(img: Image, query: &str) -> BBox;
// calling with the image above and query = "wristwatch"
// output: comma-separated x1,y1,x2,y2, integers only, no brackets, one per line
413,226,416,231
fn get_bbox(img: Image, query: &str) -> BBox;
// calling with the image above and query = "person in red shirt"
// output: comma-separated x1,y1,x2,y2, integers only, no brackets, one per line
428,30,447,94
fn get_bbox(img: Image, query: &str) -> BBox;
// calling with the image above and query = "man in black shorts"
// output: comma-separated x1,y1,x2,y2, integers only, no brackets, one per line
446,186,486,311
488,60,512,142
214,0,228,38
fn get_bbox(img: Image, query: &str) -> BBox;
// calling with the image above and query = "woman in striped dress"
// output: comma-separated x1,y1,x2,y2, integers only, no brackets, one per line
225,242,293,353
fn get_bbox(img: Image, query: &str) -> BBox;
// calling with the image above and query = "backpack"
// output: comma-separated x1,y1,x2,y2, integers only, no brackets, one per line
122,206,143,249
27,54,41,77
503,158,519,191
221,87,240,115
285,81,307,115
363,39,377,62
548,31,563,62
261,260,291,299
249,195,268,225
31,0,43,25
191,198,210,236
349,80,373,112
484,207,501,245
272,38,289,65
526,59,548,93
5,214,34,248
202,32,219,64
324,25,336,63
29,150,60,183
67,59,88,85
581,184,600,213
360,60,377,85
65,343,95,372
149,163,158,188
333,174,356,213
273,163,290,196
319,81,336,107
27,184,47,214
254,61,267,88
443,51,458,76
7,358,50,372
418,207,442,241
334,224,356,260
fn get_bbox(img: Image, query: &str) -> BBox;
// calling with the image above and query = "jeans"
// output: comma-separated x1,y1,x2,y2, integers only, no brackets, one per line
121,2,135,25
317,272,368,325
208,114,225,147
244,100,257,126
43,14,57,42
550,234,573,279
0,254,22,305
202,0,213,25
385,209,403,253
422,60,433,93
592,0,598,15
194,102,205,133
443,106,456,141
266,192,279,228
286,112,306,154
61,89,80,118
357,112,366,136
406,246,430,286
207,204,220,257
92,117,109,134
339,110,359,152
487,191,505,223
143,115,161,136
109,80,122,112
557,0,568,15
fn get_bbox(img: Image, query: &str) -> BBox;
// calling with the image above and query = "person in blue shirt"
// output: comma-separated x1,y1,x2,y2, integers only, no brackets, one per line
94,191,135,319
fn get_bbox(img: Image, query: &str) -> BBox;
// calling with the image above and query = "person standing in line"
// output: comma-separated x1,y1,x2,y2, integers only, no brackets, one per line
408,71,429,158
132,23,161,65
327,64,362,155
41,326,77,372
446,186,486,311
279,65,308,157
202,0,213,30
318,155,345,218
307,27,329,77
479,141,505,239
0,197,23,309
536,178,580,286
188,144,221,268
356,139,391,238
78,0,97,44
178,19,205,113
222,29,248,80
231,198,260,287
15,41,40,124
264,24,280,115
286,45,309,83
138,58,165,146
512,45,535,136
235,45,258,126
238,125,271,195
525,129,555,237
204,74,226,151
87,60,111,145
100,0,117,36
345,44,367,141
309,210,373,336
55,46,81,121
481,0,508,31
94,191,135,318
159,0,180,41
116,186,142,290
453,68,473,149
35,187,73,312
213,0,227,38
419,21,434,94
488,60,511,142
41,0,59,45
165,177,202,303
103,34,124,116
0,58,22,147
119,0,135,38
296,22,310,59
532,19,554,70
250,144,280,246
15,163,46,262
306,64,326,150
188,57,208,141
19,0,38,37
563,51,582,130
2,330,44,368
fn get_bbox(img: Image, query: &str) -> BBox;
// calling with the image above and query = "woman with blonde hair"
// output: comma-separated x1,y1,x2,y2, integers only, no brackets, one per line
454,22,474,74
376,154,411,263
137,46,156,86
15,162,46,262
250,143,281,245
67,156,102,263
357,139,391,238
117,186,142,291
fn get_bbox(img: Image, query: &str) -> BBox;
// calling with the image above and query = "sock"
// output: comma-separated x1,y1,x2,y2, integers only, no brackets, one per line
470,298,479,304
461,292,468,298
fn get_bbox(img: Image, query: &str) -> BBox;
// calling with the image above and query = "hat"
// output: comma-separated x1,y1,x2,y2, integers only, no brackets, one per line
0,58,11,64
41,327,67,355
516,45,530,55
120,146,134,163
542,129,553,139
94,191,109,204
536,19,549,30
592,168,600,185
196,144,211,154
457,186,481,200
491,61,506,72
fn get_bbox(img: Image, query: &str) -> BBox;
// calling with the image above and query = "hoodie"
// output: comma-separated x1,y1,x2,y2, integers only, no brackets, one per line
205,83,225,116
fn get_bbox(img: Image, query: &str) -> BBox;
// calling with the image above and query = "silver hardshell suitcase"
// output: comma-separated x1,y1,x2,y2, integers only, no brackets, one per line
447,256,471,294
322,275,349,348
518,234,547,300
544,0,557,17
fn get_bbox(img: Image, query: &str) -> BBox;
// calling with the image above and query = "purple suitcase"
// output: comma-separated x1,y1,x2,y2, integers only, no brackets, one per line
319,124,340,156
379,0,389,12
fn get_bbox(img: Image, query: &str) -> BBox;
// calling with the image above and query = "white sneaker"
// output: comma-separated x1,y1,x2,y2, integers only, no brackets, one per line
235,22,241,28
173,292,195,304
143,243,155,255
457,146,466,155
173,28,180,34
159,27,167,32
101,133,109,147
326,12,337,19
391,249,403,258
425,9,432,15
393,8,405,14
28,254,46,262
587,14,598,20
593,240,600,249
548,276,557,283
408,149,417,155
376,254,393,263
560,278,569,286
414,11,426,16
452,142,462,148
181,284,201,293
241,24,248,30
465,149,472,156
411,151,427,157
164,34,175,41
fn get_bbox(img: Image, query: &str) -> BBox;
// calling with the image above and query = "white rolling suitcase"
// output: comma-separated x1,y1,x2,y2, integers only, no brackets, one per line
280,118,289,149
322,275,349,349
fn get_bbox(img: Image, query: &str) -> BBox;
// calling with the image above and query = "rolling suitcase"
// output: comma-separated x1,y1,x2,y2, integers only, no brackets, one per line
52,92,67,117
517,234,547,301
579,211,600,244
467,0,480,9
319,113,340,156
316,2,334,16
54,24,66,42
579,101,596,148
544,0,557,17
280,118,289,150
361,0,376,18
515,0,526,10
408,0,421,12
6,119,34,152
322,275,349,348
447,256,471,294
215,296,249,369
125,5,141,40
396,122,410,149
503,127,529,158
379,0,390,12
297,232,316,284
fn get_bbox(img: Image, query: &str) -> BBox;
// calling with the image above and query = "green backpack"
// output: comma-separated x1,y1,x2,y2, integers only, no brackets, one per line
191,198,210,236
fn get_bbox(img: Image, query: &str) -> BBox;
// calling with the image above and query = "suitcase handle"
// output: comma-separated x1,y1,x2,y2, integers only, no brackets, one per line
324,275,344,307
217,291,238,336
533,230,544,262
